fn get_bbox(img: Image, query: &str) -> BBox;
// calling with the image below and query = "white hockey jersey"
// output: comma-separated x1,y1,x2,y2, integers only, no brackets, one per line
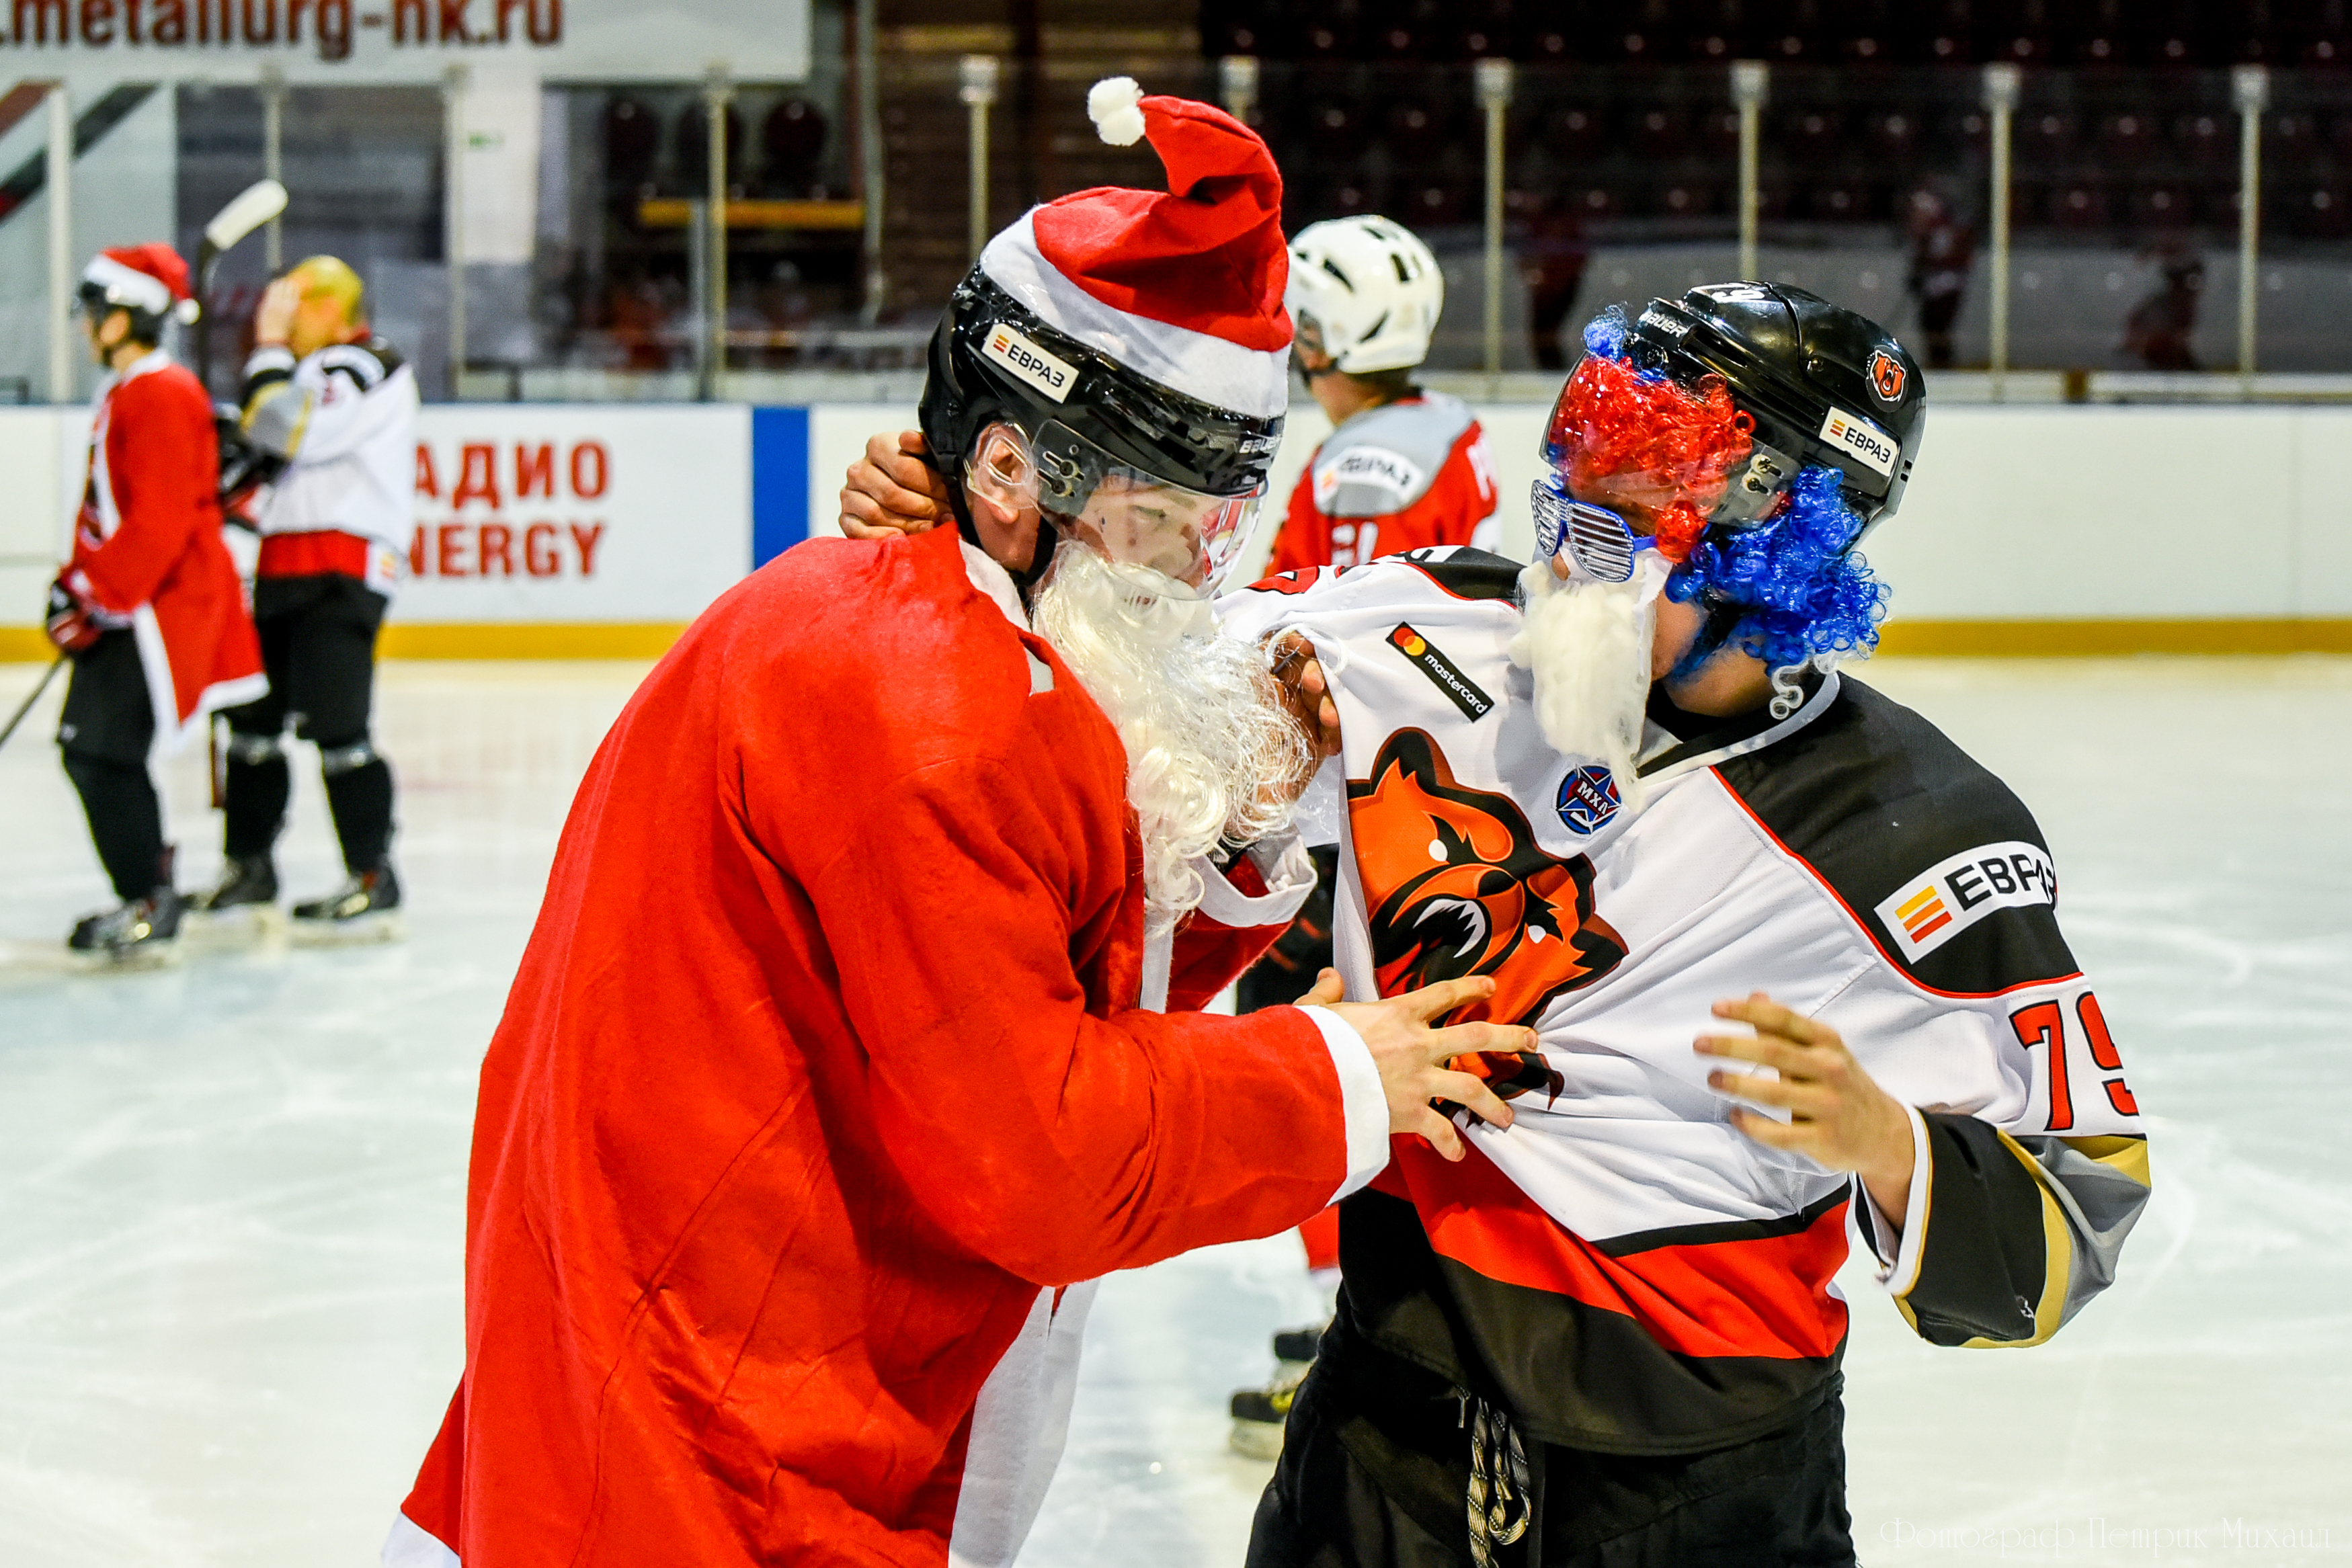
1219,548,2151,1452
241,337,419,591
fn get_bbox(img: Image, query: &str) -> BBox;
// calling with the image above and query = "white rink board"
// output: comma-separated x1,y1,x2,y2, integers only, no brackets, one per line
398,405,750,624
7,401,2352,635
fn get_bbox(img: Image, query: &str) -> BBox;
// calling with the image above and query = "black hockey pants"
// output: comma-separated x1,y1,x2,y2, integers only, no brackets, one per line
55,628,171,901
1247,1316,1856,1568
220,573,395,874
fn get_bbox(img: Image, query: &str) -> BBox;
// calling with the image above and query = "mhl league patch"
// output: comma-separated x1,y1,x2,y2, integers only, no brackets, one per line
1874,839,2057,961
1555,764,1621,835
1819,405,1899,477
982,325,1076,403
1387,624,1494,720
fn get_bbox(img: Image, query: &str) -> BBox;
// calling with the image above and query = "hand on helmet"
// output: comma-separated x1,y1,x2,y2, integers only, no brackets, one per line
838,430,952,539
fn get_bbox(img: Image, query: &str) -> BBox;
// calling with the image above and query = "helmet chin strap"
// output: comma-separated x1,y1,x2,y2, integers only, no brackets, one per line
1008,512,1067,600
1666,590,1751,685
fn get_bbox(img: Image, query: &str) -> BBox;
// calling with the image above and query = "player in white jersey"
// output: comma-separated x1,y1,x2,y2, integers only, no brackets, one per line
838,282,2151,1567
1218,286,2148,1568
191,256,418,937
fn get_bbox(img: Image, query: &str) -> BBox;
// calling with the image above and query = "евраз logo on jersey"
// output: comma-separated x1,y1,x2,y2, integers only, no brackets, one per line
1873,839,2058,961
1387,623,1494,720
1555,765,1620,835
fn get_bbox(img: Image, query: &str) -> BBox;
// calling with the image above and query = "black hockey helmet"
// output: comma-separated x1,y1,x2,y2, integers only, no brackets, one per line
1620,282,1926,541
919,270,1284,577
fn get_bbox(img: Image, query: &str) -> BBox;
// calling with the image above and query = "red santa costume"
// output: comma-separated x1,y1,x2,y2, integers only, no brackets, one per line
65,245,266,748
386,85,1390,1568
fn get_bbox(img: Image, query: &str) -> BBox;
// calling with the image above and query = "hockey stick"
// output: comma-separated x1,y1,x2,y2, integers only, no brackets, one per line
192,177,288,390
0,655,66,755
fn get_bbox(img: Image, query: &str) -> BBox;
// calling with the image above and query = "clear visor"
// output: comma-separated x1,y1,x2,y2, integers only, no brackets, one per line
1033,424,1267,593
1060,468,1265,593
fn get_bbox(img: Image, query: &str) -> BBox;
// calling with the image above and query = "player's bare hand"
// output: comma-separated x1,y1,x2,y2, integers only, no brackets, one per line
254,275,302,347
1294,967,1345,1007
1698,993,1916,1223
1328,976,1534,1161
1267,632,1343,761
839,429,952,538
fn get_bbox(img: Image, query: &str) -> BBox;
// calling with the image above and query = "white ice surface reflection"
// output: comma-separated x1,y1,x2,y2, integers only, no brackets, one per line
0,657,2345,1567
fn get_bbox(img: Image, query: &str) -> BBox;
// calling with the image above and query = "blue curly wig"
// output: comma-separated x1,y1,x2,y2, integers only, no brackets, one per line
1570,305,1892,675
1583,307,1632,361
1663,464,1890,673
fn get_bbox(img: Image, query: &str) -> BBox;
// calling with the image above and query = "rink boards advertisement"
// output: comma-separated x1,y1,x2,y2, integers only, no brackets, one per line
397,405,755,642
7,401,2352,659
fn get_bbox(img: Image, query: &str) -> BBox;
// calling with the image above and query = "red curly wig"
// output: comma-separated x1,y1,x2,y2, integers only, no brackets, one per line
1541,353,1756,563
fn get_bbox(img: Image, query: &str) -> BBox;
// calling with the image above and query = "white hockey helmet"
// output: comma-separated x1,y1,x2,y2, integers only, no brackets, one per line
1285,214,1445,374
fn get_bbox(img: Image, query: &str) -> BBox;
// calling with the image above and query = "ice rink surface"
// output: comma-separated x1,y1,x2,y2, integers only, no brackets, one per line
1,654,2346,1567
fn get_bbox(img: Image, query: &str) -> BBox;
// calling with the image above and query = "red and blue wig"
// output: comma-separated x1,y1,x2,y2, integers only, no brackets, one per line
1557,310,1889,673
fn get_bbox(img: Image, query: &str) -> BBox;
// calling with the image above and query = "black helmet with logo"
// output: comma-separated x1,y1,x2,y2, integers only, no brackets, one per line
1621,282,1926,542
919,269,1284,542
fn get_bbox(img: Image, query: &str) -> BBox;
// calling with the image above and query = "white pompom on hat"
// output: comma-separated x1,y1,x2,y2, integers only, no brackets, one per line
1087,76,1147,146
975,78,1291,419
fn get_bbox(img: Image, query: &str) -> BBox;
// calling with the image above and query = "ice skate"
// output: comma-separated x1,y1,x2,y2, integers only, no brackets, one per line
67,889,185,969
290,864,404,944
185,854,284,939
1228,1325,1324,1459
1227,1359,1310,1460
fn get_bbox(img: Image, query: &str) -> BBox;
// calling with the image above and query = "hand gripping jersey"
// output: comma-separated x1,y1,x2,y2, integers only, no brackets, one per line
241,337,418,591
1220,548,2150,1454
1267,392,1501,575
66,348,266,749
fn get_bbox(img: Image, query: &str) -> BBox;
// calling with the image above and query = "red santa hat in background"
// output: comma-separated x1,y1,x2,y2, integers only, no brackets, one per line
81,244,200,325
976,77,1291,419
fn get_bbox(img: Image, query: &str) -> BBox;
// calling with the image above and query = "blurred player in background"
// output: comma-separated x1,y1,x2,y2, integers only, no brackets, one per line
1234,212,1504,1454
189,256,417,938
384,80,1527,1568
46,245,266,963
1266,215,1500,577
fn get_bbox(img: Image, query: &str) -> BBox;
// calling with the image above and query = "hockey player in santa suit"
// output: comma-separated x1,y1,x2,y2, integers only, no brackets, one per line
382,80,1534,1568
190,255,418,936
44,245,267,962
841,283,2152,1566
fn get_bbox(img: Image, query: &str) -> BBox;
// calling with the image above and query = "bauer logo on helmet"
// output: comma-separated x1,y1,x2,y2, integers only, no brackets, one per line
983,325,1078,404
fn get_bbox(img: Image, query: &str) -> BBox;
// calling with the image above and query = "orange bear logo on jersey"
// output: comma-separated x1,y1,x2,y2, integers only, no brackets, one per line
1347,729,1627,1046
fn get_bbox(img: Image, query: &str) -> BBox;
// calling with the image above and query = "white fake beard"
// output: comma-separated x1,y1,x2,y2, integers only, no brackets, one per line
1030,542,1311,934
1506,556,1665,807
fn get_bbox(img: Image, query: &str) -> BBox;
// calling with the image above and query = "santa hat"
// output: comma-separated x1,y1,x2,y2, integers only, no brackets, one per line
977,77,1290,419
81,244,199,324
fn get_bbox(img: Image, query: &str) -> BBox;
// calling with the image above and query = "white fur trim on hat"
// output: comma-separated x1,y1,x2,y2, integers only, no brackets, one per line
81,253,175,317
1088,77,1145,147
981,210,1289,420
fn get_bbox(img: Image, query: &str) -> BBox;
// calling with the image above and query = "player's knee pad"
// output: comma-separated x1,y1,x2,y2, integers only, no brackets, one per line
317,736,381,776
225,731,287,766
